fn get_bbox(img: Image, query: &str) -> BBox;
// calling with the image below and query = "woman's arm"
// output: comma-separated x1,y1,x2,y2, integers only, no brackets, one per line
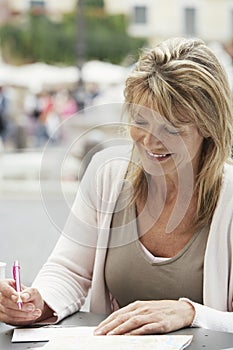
32,150,103,322
94,298,233,335
32,233,96,322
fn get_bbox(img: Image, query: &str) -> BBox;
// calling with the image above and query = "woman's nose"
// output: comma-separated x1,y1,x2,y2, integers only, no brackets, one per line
143,129,162,148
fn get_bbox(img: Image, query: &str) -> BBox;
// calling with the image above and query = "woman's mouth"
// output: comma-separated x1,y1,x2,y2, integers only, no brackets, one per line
146,150,172,161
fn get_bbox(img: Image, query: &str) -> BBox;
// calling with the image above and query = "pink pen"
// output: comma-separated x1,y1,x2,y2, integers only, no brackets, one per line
12,261,22,310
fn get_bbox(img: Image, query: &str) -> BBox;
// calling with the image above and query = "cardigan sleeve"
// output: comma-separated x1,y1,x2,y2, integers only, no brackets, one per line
180,298,233,333
32,235,96,322
182,164,233,333
32,151,102,321
32,145,132,321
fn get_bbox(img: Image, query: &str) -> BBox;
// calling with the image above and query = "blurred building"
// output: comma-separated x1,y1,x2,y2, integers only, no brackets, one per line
2,0,233,44
0,0,10,23
104,0,128,15
0,0,77,22
105,0,233,44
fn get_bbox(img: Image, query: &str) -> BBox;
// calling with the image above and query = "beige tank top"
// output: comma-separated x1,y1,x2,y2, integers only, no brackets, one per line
105,201,209,308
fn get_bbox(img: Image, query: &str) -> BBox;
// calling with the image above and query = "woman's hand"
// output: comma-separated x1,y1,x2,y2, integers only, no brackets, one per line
0,279,48,326
94,300,195,335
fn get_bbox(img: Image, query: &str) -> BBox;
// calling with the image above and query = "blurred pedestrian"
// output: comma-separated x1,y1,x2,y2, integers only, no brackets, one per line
0,86,7,143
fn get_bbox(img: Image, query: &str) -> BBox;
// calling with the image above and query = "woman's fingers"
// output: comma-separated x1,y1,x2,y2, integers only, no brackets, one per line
95,312,165,335
95,300,140,332
0,279,44,325
0,298,42,326
95,300,195,335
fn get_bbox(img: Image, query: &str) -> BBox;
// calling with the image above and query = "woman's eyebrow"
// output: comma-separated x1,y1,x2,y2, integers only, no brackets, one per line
132,114,147,121
134,112,145,118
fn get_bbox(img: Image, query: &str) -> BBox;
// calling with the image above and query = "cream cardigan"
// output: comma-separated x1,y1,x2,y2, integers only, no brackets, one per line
33,145,233,332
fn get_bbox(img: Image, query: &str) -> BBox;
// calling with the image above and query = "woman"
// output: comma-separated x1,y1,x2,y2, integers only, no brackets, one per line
0,37,233,334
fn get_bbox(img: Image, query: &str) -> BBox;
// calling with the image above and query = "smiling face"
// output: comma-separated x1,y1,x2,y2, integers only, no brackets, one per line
129,107,204,178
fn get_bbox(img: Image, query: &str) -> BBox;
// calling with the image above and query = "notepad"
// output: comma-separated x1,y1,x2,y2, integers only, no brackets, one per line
13,326,193,350
12,327,192,350
12,326,95,342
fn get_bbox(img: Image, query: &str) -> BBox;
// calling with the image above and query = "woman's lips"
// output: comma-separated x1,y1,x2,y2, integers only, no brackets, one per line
145,150,172,161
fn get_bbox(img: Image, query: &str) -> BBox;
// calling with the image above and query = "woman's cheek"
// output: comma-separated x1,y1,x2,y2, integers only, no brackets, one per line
130,126,142,142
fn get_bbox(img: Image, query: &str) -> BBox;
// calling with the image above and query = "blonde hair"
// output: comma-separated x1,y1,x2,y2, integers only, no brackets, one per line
124,37,233,227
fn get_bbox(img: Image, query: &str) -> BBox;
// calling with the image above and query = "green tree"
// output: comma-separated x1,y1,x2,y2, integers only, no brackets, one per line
0,9,147,65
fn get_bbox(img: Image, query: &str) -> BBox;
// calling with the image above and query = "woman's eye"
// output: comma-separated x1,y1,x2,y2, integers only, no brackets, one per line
132,119,148,126
164,126,180,135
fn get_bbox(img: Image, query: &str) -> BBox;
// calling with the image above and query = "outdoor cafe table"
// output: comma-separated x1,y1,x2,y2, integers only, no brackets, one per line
1,311,233,349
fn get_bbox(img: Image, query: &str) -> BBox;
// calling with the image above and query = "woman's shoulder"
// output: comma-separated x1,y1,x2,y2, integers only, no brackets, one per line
82,142,133,184
81,143,133,196
91,142,133,165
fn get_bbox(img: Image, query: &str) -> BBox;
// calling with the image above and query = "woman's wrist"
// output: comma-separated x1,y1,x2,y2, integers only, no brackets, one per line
35,302,57,324
178,298,196,327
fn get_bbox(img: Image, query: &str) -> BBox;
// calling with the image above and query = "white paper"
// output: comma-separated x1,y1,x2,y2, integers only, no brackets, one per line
33,334,193,350
12,326,95,342
13,325,193,350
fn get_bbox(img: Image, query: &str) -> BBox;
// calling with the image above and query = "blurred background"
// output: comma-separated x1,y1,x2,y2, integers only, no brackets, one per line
0,0,232,289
